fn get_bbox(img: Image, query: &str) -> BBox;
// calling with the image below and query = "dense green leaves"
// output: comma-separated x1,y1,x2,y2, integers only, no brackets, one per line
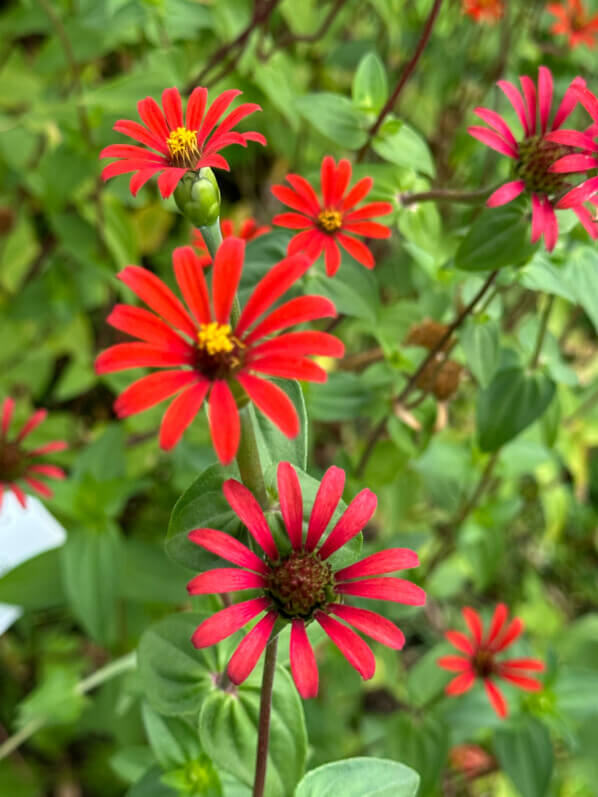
295,757,420,797
352,52,388,113
199,663,307,797
477,366,556,451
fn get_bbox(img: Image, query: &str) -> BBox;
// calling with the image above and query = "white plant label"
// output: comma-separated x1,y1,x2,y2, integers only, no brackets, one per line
0,492,67,634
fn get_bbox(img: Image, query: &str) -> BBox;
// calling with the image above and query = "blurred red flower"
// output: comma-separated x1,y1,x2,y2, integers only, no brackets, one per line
100,87,266,198
192,217,270,267
438,604,545,718
547,0,598,49
469,66,598,250
95,239,343,464
462,0,504,23
188,462,425,697
272,156,393,276
0,398,67,509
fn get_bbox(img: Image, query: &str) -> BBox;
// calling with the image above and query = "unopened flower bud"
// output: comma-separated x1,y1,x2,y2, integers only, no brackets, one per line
174,167,221,228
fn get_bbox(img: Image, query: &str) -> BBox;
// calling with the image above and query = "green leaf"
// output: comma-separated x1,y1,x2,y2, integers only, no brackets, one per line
121,539,188,605
309,259,380,323
380,715,448,797
352,52,388,113
308,372,373,423
373,121,435,177
0,548,65,609
494,717,554,797
60,526,123,646
460,317,500,387
165,463,240,572
295,93,368,149
252,379,307,471
566,246,598,333
141,704,201,770
476,366,556,451
199,662,307,797
138,612,231,718
455,203,537,272
295,757,420,797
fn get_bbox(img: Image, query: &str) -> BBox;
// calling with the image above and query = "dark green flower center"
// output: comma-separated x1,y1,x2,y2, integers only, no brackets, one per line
266,550,335,620
514,135,571,196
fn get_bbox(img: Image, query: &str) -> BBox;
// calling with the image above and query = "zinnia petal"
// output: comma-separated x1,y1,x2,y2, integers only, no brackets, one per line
290,620,319,698
191,598,269,648
316,611,375,680
277,462,303,550
188,528,268,575
317,488,377,560
305,466,346,552
223,478,279,559
187,568,266,595
329,604,405,649
227,613,277,685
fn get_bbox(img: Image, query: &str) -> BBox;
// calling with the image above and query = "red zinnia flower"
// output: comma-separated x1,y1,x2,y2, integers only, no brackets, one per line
0,398,67,509
271,156,393,277
469,66,598,250
462,0,504,23
95,239,343,464
547,0,598,49
192,217,270,267
548,84,598,211
100,87,266,198
188,462,425,698
438,604,545,718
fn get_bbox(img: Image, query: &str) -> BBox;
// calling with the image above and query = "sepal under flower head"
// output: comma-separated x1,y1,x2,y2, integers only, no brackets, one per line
0,398,67,509
95,240,344,464
187,462,426,698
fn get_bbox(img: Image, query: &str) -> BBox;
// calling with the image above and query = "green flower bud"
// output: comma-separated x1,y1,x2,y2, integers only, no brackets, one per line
173,167,221,228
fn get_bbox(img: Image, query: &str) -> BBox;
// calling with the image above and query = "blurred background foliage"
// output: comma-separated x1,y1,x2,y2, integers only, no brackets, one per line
1,0,598,794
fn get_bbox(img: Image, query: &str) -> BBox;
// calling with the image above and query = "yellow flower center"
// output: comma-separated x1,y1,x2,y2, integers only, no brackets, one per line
317,208,343,233
166,126,200,168
197,322,237,356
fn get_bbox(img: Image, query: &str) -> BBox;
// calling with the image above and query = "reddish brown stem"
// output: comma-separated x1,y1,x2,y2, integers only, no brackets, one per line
252,638,278,797
356,0,444,162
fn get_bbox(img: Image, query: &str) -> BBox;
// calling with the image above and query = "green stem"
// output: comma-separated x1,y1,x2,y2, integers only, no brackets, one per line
252,638,278,797
237,405,268,507
0,652,136,761
199,219,223,260
529,295,554,369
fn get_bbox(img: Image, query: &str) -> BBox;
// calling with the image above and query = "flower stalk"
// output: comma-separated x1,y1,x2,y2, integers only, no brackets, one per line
253,637,278,797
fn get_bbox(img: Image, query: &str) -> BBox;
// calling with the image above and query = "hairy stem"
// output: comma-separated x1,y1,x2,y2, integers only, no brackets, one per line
253,637,278,797
0,652,137,761
237,405,268,507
